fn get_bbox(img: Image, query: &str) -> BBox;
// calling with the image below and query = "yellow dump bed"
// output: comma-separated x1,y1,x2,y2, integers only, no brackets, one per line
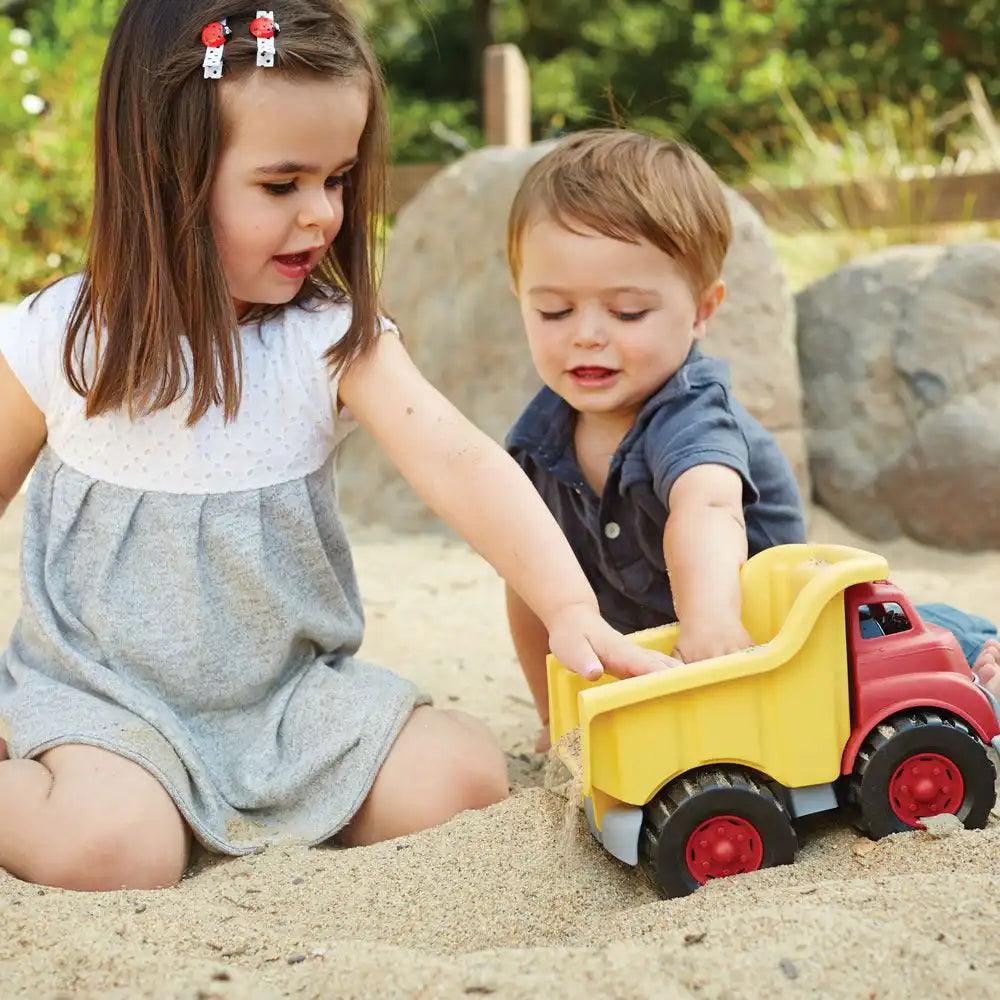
547,544,890,829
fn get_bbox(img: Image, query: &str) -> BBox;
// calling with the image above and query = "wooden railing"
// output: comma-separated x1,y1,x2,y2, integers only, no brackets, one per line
388,44,1000,232
387,44,531,214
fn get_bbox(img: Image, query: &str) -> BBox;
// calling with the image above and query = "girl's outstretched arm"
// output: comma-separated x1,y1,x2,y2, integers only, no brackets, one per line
0,355,46,519
339,334,677,681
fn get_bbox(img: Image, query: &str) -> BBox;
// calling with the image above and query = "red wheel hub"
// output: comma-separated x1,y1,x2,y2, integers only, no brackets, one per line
685,815,764,884
888,752,964,828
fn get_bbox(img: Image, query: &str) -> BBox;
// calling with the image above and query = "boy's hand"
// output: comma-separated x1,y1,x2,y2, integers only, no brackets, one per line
675,618,754,664
546,602,680,681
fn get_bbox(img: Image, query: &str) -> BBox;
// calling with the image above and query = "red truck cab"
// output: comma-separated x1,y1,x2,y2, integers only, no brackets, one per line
839,581,1000,833
842,582,1000,774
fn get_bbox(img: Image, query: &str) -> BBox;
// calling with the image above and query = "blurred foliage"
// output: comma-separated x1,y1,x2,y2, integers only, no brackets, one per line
358,0,999,171
1,0,998,299
0,0,118,297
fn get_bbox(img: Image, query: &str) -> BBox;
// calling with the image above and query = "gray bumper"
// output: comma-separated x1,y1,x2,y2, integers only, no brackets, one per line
583,795,643,867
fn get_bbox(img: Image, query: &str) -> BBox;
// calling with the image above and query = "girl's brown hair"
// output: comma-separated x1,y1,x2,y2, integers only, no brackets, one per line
62,0,387,423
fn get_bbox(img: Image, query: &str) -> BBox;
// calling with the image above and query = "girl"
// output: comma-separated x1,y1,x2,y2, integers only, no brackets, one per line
0,0,673,893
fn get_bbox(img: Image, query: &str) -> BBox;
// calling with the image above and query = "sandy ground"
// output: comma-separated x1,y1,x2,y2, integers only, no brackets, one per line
1,495,999,999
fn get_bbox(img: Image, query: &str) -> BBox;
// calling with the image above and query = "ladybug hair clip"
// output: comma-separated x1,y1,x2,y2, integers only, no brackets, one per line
201,18,231,79
250,10,280,68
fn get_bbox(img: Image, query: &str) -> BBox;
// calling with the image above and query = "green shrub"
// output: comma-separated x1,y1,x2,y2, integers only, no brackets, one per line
0,1,120,300
2,0,997,301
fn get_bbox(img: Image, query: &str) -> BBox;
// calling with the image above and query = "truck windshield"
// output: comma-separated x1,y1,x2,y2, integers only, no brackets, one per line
859,602,912,639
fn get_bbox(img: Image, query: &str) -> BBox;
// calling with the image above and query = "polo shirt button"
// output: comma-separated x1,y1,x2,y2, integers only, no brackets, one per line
604,521,621,540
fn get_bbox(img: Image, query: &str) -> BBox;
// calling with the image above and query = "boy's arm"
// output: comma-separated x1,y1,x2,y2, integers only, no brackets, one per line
505,583,552,726
663,463,752,663
0,353,46,519
339,334,679,681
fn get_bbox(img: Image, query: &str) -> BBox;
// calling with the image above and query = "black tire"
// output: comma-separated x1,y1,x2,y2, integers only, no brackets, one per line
845,710,997,839
638,767,798,899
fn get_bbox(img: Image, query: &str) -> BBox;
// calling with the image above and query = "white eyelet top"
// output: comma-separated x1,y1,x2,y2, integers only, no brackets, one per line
0,274,372,494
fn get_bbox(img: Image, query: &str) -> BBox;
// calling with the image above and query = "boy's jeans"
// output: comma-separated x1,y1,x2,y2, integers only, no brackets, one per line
918,603,997,667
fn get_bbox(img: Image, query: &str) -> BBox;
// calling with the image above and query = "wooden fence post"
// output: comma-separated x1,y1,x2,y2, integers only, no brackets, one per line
482,44,531,147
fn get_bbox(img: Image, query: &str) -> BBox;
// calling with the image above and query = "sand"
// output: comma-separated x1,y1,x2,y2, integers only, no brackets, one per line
2,495,999,998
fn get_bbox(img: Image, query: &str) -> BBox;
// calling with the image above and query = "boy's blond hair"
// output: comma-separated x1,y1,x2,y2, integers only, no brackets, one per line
507,129,732,297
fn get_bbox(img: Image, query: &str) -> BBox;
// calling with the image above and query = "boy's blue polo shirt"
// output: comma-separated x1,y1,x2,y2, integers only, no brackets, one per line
505,346,806,634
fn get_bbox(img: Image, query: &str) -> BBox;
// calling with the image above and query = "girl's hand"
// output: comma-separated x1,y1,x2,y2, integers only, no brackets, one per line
546,602,680,681
340,338,674,677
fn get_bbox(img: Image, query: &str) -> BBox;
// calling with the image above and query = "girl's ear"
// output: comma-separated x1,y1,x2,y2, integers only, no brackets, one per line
692,279,725,339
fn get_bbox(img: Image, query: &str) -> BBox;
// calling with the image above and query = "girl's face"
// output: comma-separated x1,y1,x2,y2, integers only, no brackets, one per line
210,72,369,318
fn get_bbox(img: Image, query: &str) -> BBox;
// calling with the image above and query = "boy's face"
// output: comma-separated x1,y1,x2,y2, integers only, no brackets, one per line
515,215,724,421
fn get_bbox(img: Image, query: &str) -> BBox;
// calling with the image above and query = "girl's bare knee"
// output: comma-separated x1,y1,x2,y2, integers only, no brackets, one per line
25,818,188,891
453,755,509,811
340,707,509,847
8,746,191,891
440,710,509,809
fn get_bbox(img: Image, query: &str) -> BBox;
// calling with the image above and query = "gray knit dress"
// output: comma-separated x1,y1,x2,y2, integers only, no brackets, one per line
0,276,428,854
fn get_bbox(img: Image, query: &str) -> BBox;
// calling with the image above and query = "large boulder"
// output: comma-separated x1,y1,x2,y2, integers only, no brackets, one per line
797,241,1000,550
338,143,808,532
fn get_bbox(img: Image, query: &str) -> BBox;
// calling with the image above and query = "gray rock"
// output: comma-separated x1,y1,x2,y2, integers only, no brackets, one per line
339,143,808,532
797,242,1000,550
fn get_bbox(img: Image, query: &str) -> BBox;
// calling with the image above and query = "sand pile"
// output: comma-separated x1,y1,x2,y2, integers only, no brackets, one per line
1,497,999,998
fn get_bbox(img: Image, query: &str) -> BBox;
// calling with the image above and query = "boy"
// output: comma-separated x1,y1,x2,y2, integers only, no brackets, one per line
502,129,1000,749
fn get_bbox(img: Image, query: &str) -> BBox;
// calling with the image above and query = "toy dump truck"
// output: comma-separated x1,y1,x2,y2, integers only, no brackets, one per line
547,543,1000,898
